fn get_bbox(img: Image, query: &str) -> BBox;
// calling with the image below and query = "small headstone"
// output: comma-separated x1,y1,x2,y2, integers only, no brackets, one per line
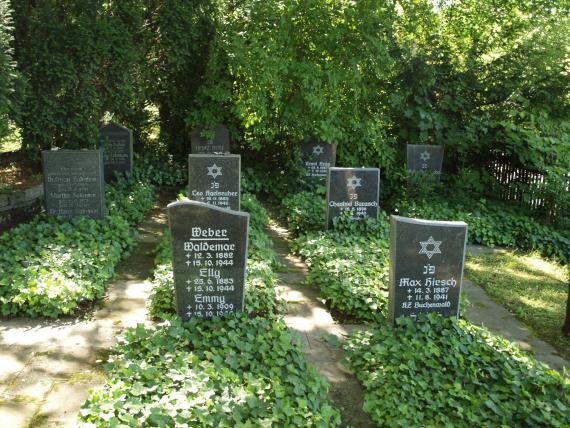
42,149,106,219
407,144,444,179
168,200,250,320
388,215,467,322
188,154,240,211
99,123,133,182
326,167,380,229
300,141,336,181
191,124,230,154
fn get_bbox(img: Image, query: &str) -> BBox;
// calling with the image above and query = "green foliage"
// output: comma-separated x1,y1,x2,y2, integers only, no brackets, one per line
148,192,285,320
11,0,150,153
397,197,570,265
0,178,154,318
132,152,186,187
281,190,326,235
345,314,570,427
80,316,341,427
0,1,17,140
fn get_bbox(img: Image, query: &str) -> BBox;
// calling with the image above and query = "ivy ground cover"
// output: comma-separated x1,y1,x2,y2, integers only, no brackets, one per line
80,192,342,427
0,177,155,318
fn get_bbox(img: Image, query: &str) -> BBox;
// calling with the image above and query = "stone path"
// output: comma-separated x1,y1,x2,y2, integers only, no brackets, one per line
0,192,170,427
266,219,375,428
464,245,569,373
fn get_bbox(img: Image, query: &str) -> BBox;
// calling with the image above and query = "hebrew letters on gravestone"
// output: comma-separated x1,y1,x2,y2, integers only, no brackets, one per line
99,123,133,182
168,200,250,321
188,154,241,211
300,141,337,180
388,215,467,322
326,167,380,229
407,144,444,180
190,124,230,154
42,149,106,219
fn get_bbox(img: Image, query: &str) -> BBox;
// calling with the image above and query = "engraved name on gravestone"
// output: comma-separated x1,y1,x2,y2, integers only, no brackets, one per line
388,216,467,322
99,123,133,182
168,200,249,320
42,149,106,219
191,124,230,154
407,144,444,179
188,154,241,211
300,141,337,180
326,167,380,229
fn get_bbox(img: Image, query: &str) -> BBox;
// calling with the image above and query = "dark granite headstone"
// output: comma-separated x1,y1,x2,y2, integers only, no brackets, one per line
168,200,250,320
300,141,336,180
326,167,380,229
42,149,106,219
99,123,133,182
188,154,240,211
190,124,230,154
407,144,444,178
388,215,467,322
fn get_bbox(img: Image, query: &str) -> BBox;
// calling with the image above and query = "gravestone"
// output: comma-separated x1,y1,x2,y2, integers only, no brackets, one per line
190,124,230,154
326,167,380,229
168,200,250,320
407,144,444,179
300,141,336,180
99,123,133,182
188,154,241,211
42,149,106,219
388,215,467,322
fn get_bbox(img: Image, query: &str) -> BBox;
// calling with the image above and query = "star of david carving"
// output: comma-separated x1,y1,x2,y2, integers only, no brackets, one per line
313,145,324,156
207,163,223,179
418,236,442,259
346,175,362,190
419,151,431,162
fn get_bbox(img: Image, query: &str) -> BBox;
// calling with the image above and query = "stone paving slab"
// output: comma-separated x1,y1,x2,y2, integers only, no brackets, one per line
0,192,171,427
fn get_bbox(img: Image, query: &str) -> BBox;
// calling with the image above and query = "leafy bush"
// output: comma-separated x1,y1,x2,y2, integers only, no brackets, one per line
0,178,154,318
345,314,570,427
0,1,18,140
281,189,326,236
148,192,285,319
79,316,341,427
132,152,186,187
397,197,570,265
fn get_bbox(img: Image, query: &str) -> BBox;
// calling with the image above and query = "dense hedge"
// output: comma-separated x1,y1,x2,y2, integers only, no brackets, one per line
0,177,154,318
0,1,16,139
346,315,570,427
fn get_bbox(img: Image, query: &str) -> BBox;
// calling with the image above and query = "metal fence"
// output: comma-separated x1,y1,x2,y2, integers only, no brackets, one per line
488,159,570,224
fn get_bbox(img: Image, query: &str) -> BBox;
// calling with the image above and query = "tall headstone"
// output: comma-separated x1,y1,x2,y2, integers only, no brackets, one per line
191,124,230,154
168,200,250,320
99,123,133,182
300,141,336,181
42,149,106,219
326,167,380,229
407,144,444,179
188,154,240,211
388,215,467,322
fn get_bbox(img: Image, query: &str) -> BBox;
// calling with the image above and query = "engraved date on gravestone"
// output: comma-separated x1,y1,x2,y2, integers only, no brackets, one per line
300,141,337,180
99,123,133,182
326,167,380,229
190,124,230,154
389,215,467,322
188,154,240,211
168,200,249,320
42,149,106,219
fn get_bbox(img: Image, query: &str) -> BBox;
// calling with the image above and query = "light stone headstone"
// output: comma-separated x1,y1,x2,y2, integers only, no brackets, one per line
388,215,467,322
190,124,230,154
326,167,380,229
188,154,240,211
168,200,249,321
42,149,106,219
407,144,444,180
300,141,336,181
99,123,133,182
